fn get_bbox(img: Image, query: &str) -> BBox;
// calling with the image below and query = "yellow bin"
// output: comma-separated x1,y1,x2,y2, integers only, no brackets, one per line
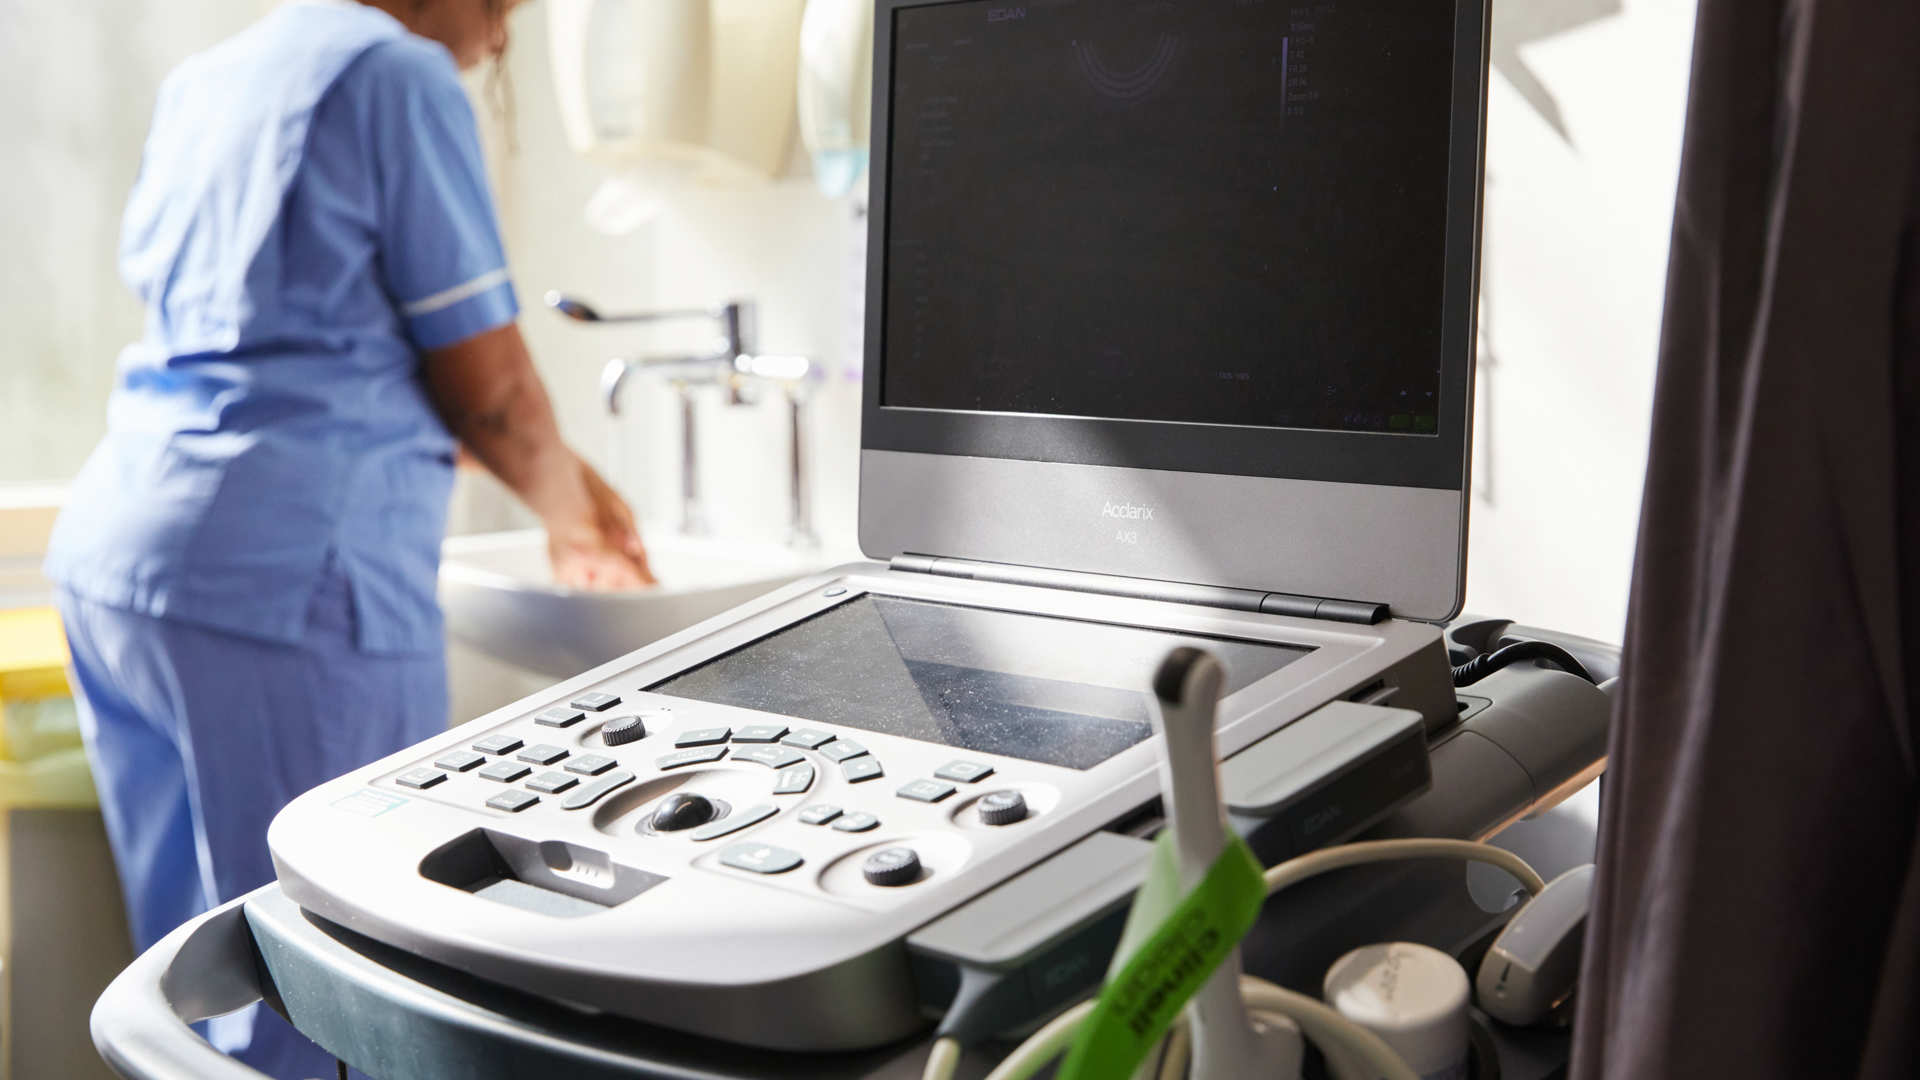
0,607,127,1080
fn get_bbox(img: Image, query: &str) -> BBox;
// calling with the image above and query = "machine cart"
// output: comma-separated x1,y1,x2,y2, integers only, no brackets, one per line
91,623,1614,1080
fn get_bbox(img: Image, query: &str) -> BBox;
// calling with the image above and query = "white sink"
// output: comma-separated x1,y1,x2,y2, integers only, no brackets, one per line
439,529,832,681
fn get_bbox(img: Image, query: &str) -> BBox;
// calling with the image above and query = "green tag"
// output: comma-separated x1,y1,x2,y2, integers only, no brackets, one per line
1057,832,1267,1080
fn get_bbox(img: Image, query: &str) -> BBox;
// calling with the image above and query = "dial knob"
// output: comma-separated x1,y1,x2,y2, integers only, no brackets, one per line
977,790,1029,826
862,847,923,887
600,714,647,746
650,792,718,832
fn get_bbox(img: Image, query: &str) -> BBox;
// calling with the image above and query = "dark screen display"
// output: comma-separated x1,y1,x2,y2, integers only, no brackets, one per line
648,595,1309,770
880,0,1456,435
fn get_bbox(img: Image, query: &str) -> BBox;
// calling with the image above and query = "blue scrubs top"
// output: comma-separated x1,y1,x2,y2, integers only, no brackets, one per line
46,0,517,656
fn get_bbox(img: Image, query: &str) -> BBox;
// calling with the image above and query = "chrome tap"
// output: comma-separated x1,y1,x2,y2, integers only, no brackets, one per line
548,291,819,548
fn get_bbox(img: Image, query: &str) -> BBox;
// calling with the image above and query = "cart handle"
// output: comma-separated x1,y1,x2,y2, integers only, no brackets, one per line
91,889,278,1080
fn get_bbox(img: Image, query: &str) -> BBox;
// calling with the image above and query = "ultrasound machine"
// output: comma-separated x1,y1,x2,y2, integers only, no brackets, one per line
92,2,1617,1077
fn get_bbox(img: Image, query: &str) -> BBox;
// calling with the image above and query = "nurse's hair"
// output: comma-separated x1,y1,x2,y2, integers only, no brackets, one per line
481,0,515,150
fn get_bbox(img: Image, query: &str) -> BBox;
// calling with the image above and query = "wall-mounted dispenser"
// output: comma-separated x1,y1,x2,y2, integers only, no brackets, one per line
797,0,873,197
547,0,807,185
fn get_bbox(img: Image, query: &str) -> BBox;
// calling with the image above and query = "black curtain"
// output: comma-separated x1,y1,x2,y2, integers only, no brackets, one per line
1572,0,1920,1076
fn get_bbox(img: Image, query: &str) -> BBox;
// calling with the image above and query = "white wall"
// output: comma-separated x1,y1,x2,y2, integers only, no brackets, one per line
457,12,867,555
1463,0,1697,642
0,0,266,486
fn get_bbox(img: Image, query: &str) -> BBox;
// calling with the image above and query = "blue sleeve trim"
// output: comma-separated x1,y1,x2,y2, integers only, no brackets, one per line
406,277,519,350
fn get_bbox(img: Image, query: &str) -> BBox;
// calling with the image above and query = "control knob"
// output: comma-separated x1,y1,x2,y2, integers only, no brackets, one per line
862,847,923,887
600,714,647,746
977,790,1029,826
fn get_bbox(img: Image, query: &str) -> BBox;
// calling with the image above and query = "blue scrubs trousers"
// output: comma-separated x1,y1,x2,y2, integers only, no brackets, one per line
60,565,445,1079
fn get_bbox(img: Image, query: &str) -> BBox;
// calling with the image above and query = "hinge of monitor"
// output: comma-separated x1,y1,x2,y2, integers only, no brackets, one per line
888,555,1389,625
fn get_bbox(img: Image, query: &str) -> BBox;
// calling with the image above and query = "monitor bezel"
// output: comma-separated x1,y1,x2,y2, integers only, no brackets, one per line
857,0,1489,619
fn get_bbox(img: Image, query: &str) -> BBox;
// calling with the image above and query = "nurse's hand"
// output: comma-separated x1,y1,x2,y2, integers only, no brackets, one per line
546,461,657,590
424,324,656,590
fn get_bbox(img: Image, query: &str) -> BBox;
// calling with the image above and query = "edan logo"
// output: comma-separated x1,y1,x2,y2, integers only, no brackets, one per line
1101,500,1156,521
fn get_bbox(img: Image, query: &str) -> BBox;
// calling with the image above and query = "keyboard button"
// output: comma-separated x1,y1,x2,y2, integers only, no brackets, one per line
535,707,585,729
842,758,885,784
781,728,836,750
772,763,815,795
832,812,880,833
674,727,731,747
395,768,445,790
819,740,870,763
434,750,486,773
733,724,790,744
933,761,995,784
526,771,579,794
478,761,532,783
798,803,842,825
657,746,727,770
473,734,524,755
516,743,570,766
897,779,956,804
732,745,806,770
486,790,539,813
718,843,803,875
564,753,618,776
559,769,636,810
570,692,622,712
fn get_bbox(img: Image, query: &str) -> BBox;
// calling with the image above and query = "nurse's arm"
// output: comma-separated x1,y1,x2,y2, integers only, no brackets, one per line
424,323,657,588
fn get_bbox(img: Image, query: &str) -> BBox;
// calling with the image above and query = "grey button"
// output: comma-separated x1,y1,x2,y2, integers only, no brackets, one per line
570,692,622,712
535,707,585,729
689,803,778,841
772,763,815,795
897,779,956,803
733,723,790,744
733,745,806,770
933,760,995,784
516,743,570,766
486,790,539,813
396,768,445,790
473,734,523,755
434,750,486,773
675,727,731,747
718,843,803,875
560,749,614,772
526,771,579,794
478,761,532,783
560,769,636,810
832,811,880,832
782,728,836,750
798,803,842,825
819,740,870,763
657,746,727,770
842,757,885,784
565,753,618,776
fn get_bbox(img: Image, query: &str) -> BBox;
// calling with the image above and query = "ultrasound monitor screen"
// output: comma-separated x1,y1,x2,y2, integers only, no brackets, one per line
881,0,1457,436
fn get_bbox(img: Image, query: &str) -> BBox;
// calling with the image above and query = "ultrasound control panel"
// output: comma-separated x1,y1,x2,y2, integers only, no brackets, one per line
269,566,1452,1051
380,683,1069,912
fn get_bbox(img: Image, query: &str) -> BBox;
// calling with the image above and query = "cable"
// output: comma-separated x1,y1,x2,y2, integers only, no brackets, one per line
1265,837,1547,898
922,1036,962,1080
981,1000,1095,1080
1452,639,1594,687
933,838,1546,1080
